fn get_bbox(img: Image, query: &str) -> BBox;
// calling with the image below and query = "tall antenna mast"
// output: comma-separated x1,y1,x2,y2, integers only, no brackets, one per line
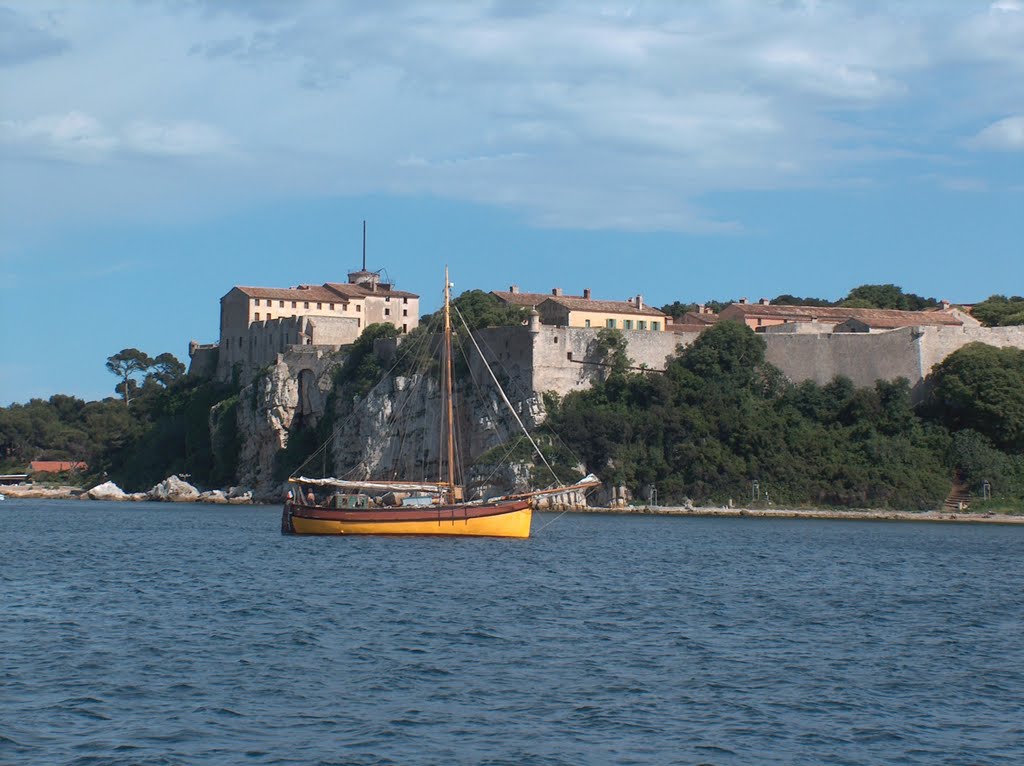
362,220,367,271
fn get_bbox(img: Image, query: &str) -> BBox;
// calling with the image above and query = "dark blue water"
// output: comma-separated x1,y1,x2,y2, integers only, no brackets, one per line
2,501,1023,765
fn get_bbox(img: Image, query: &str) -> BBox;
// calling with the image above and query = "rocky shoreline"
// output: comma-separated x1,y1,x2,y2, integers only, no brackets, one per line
1,475,256,504
3,482,1022,523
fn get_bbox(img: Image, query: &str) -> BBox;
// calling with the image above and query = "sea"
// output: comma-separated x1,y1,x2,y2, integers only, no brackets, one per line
2,500,1023,766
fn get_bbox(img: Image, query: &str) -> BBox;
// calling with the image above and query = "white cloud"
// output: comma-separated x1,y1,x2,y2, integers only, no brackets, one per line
1,1,1022,235
1,111,234,161
968,115,1024,151
0,111,116,162
123,120,232,157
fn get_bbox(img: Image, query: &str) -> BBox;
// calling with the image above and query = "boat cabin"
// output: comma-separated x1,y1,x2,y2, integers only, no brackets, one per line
327,493,371,510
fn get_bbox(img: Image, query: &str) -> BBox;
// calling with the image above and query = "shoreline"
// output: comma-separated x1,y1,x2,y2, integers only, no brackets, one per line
569,505,1024,524
3,484,1022,524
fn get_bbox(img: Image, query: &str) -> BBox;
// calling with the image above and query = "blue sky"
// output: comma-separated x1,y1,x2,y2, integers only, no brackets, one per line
1,0,1022,405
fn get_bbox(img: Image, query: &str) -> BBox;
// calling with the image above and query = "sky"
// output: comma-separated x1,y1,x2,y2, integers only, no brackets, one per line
1,0,1022,405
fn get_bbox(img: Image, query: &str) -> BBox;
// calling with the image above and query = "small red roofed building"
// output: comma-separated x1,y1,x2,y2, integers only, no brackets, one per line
30,461,87,475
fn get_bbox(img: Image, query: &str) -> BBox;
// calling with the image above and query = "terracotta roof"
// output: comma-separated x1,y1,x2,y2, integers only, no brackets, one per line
681,311,719,325
542,296,667,318
720,303,965,327
234,285,345,303
491,290,583,307
323,282,418,299
668,323,714,334
234,283,418,303
30,461,87,473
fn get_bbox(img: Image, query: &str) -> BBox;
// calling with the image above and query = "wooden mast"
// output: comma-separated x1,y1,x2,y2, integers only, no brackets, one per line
443,266,457,504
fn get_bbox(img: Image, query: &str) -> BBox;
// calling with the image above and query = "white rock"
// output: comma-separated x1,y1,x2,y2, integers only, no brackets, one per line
200,490,229,504
149,475,200,502
87,481,128,501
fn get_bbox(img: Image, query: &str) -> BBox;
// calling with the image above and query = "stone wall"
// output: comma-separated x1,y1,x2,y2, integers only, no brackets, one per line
763,324,1024,400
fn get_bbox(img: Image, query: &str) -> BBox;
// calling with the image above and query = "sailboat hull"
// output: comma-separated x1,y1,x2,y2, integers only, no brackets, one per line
283,500,533,538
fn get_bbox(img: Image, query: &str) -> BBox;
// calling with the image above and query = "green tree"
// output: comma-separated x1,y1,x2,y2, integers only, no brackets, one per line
926,342,1024,451
842,284,939,311
595,328,630,377
106,348,154,406
147,352,186,388
970,295,1024,327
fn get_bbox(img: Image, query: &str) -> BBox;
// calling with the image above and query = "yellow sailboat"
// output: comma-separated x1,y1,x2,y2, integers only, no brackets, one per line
282,267,599,538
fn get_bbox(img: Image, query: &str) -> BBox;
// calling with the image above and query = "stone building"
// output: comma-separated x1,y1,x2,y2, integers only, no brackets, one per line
492,285,667,331
191,268,419,384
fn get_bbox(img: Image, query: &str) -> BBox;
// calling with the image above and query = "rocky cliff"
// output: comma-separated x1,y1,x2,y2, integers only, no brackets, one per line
231,344,559,501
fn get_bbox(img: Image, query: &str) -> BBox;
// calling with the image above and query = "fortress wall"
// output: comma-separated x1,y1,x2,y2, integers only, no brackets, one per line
187,344,219,378
763,328,924,390
306,316,361,347
475,325,696,399
472,326,545,403
917,325,1024,377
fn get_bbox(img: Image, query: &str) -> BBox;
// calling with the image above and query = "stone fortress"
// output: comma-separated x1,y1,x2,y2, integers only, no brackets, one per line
190,271,1024,405
186,271,1024,496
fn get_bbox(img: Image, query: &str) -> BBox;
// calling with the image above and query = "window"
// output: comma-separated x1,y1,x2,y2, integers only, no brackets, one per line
292,301,297,308
384,308,391,317
624,319,633,330
317,302,322,310
268,313,272,320
403,297,408,304
385,296,391,302
553,336,558,344
652,321,660,331
606,318,616,328
402,324,408,333
279,300,284,308
584,319,591,328
403,309,408,317
254,298,260,306
356,305,361,312
255,312,260,321
357,318,361,327
304,302,309,309
330,303,335,310
638,320,647,330
567,352,573,361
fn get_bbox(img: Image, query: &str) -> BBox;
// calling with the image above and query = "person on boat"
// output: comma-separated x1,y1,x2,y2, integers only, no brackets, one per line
285,489,294,506
305,488,316,506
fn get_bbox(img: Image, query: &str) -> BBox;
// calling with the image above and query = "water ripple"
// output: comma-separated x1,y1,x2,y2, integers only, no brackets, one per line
2,502,1024,764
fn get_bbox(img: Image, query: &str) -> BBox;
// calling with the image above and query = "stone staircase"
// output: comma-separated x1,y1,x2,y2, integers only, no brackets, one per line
943,478,972,512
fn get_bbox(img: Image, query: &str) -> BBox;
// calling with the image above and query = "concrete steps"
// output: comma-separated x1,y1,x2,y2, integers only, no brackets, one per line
943,479,972,512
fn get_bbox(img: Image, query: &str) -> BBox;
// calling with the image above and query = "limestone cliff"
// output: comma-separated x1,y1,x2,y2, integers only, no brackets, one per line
231,352,340,497
230,344,555,501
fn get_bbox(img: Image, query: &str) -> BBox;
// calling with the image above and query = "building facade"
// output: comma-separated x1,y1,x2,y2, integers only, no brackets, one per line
196,269,419,383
